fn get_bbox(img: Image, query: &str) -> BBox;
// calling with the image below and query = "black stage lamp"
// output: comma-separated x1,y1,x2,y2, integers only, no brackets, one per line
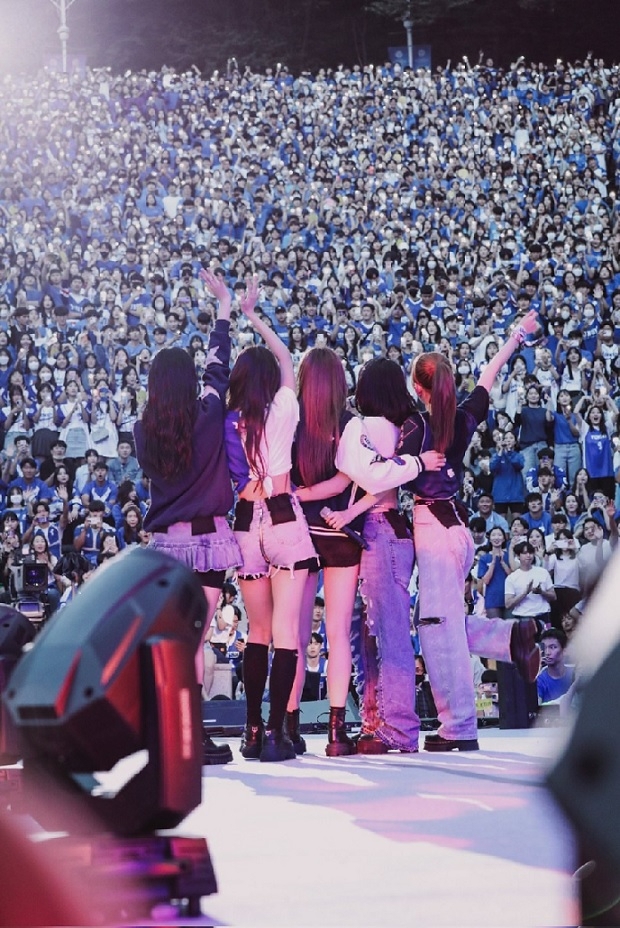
3,547,206,837
0,606,36,764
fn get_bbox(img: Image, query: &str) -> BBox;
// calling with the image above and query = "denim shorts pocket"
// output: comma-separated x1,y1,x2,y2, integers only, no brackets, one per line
265,493,296,525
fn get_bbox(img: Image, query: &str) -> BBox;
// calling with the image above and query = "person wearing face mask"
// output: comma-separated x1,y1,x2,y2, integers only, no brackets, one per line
595,321,619,373
559,345,589,398
581,301,601,354
0,349,13,394
455,359,476,401
30,383,60,460
22,353,41,398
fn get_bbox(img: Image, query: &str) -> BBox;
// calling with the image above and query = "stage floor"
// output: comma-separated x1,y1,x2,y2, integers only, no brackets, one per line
181,727,577,927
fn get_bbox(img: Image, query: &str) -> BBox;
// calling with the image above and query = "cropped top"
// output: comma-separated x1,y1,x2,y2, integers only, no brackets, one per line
225,385,299,497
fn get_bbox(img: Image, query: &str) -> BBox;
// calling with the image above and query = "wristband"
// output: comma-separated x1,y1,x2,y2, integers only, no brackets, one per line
512,325,528,346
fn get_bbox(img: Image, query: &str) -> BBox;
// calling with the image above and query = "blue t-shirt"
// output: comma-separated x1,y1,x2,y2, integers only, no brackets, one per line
537,666,574,703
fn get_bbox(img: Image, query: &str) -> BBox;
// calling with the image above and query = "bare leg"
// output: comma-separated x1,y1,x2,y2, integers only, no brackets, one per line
196,585,222,690
203,646,216,699
323,565,358,707
270,567,308,649
287,571,319,712
239,576,273,645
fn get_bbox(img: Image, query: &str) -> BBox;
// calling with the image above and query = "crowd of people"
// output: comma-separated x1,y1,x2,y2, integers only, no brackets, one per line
2,52,619,755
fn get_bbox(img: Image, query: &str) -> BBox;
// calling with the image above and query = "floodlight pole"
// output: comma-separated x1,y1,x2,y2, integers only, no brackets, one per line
403,15,414,69
49,0,79,73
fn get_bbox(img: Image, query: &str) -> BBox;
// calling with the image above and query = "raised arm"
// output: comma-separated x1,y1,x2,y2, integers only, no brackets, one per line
239,277,295,390
200,269,232,322
199,269,233,401
477,311,539,393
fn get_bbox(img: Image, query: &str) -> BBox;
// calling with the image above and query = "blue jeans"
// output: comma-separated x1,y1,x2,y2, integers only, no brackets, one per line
553,442,582,488
356,512,419,751
521,441,547,478
414,506,514,741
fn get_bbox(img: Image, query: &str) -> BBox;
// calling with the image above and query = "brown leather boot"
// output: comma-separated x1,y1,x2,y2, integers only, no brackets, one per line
325,706,357,757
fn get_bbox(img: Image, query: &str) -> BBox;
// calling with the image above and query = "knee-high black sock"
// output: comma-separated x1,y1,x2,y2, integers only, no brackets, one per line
268,648,298,732
243,643,269,727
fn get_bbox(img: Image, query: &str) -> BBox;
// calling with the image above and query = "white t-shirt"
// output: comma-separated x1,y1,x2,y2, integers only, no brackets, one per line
544,553,580,590
210,602,235,644
245,385,299,496
505,566,553,616
577,539,612,592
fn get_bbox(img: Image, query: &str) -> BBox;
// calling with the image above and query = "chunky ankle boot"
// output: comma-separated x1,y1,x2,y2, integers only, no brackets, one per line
260,728,296,763
240,721,264,760
356,732,389,755
325,706,357,757
285,709,307,755
203,733,233,765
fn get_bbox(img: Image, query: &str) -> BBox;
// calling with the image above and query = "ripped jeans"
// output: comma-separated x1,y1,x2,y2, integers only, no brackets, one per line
414,505,513,741
354,511,419,751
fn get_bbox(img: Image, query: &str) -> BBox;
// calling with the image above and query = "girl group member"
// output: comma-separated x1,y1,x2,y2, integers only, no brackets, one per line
300,358,445,754
225,279,319,763
288,348,365,756
398,310,542,751
134,270,242,766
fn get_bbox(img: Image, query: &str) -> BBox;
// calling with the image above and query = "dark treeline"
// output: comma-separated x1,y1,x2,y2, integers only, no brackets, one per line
0,0,618,76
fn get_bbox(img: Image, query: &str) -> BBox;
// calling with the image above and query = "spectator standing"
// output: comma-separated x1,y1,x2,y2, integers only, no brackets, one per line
505,540,556,633
134,270,242,765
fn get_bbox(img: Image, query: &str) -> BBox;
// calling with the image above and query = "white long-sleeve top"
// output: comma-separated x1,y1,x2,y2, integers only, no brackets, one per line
334,415,423,495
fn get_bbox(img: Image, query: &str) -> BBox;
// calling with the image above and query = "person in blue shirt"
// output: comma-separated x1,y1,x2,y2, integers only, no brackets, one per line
8,457,53,506
302,632,327,701
22,499,63,560
523,491,553,534
489,431,525,516
72,500,114,567
537,628,575,704
271,305,290,343
80,459,118,516
477,527,513,618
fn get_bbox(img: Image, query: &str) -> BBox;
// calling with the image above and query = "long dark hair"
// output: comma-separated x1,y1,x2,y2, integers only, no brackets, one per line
141,348,197,479
297,348,347,486
412,351,456,452
228,346,280,483
121,504,143,545
356,357,415,426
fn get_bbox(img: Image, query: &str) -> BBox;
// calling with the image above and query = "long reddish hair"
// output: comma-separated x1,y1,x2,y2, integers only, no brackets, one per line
412,352,456,452
297,348,347,486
